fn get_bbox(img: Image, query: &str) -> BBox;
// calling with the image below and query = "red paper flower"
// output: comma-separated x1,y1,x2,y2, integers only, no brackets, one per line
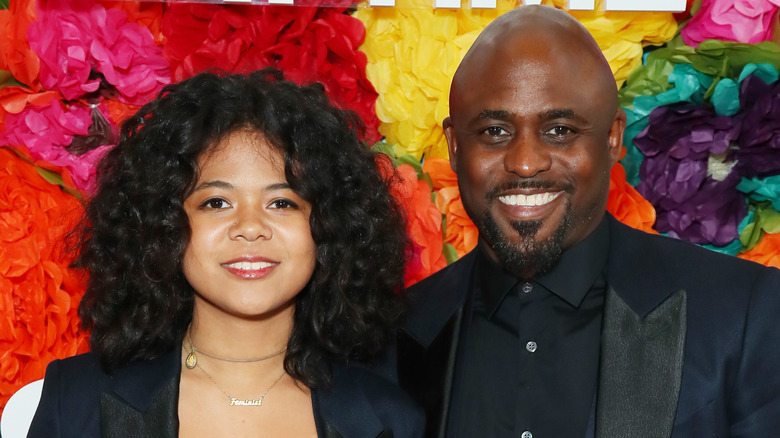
28,0,170,105
161,2,381,143
0,147,89,409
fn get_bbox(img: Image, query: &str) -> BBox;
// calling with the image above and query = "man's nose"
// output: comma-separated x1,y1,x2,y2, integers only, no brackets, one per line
503,134,553,178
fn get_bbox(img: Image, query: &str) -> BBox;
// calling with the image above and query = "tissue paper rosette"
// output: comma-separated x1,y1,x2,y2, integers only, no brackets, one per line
633,103,746,246
0,0,40,90
422,158,478,259
0,86,113,194
376,152,447,285
0,147,89,408
681,0,780,47
161,2,382,143
607,162,657,234
28,0,170,105
552,0,678,87
731,73,780,178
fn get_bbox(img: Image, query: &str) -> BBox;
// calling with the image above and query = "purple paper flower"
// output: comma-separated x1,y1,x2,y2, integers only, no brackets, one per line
634,103,747,245
731,74,780,178
28,0,170,105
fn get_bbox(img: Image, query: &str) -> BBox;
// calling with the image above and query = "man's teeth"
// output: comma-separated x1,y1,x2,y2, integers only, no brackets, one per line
225,261,274,270
498,192,561,206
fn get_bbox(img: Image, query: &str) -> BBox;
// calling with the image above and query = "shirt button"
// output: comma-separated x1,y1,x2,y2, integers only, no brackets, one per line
526,341,537,353
521,282,533,294
522,431,533,438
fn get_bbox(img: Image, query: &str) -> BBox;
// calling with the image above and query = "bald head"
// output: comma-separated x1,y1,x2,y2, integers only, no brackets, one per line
452,5,616,113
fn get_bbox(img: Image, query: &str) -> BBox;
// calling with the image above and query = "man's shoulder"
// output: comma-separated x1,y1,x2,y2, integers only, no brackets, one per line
407,249,477,297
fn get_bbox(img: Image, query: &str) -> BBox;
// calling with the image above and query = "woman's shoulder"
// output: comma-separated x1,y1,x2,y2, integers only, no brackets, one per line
314,361,424,438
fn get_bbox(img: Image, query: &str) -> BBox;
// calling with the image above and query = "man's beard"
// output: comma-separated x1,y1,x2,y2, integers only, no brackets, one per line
479,204,572,278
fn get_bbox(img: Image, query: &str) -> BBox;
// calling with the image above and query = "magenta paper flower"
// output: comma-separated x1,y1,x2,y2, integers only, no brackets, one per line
634,103,747,245
28,0,170,105
0,97,112,193
681,0,780,47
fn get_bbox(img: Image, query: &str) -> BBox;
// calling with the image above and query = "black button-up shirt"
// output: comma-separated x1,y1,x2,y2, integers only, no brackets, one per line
450,218,609,437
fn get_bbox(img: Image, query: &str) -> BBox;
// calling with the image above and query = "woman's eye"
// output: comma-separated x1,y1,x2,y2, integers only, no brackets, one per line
269,199,298,209
201,198,230,209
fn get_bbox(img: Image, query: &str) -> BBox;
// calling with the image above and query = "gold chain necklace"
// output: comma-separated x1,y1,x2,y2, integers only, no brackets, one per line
182,343,286,407
184,332,286,368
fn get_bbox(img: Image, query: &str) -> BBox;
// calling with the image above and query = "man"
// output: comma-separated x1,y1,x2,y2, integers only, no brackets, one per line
397,5,780,438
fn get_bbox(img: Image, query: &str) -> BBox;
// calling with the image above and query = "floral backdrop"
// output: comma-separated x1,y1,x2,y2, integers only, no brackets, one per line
1,0,779,410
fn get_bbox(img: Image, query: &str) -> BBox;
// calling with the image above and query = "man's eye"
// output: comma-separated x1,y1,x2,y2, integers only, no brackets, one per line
270,199,298,209
201,198,229,209
484,126,508,136
546,126,573,136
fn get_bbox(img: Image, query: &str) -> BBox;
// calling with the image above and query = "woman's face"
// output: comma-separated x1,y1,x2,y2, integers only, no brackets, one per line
182,130,316,321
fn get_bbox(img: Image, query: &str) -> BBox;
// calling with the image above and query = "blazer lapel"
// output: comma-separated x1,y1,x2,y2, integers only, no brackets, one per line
596,286,687,438
398,250,477,438
100,348,180,438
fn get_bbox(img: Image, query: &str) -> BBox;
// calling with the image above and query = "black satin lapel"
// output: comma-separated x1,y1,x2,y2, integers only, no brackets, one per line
398,306,463,438
100,378,178,438
322,423,346,438
596,287,686,438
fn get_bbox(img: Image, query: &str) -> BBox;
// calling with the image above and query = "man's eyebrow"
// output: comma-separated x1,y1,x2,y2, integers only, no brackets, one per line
543,108,586,122
479,110,511,121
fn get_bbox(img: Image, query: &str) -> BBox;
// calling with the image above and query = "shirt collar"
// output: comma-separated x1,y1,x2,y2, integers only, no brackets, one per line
477,217,610,317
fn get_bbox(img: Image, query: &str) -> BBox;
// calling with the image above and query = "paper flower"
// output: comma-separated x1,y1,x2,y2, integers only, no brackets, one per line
0,87,113,193
681,0,780,47
0,147,89,408
634,103,746,245
607,162,657,234
739,231,780,268
384,161,447,286
422,158,478,258
0,0,40,90
732,73,780,178
28,0,170,105
556,0,678,87
161,2,381,143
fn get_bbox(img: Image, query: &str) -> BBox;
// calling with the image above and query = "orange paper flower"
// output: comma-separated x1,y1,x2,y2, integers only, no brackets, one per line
423,158,478,258
0,0,41,90
738,231,780,268
0,147,89,409
383,159,447,286
607,162,657,233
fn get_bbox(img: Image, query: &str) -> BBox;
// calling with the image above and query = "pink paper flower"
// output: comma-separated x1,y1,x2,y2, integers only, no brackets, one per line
0,91,112,193
27,0,170,105
681,0,780,47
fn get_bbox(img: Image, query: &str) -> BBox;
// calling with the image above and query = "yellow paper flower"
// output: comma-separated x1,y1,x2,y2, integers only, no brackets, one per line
357,0,677,159
356,0,523,160
557,0,678,87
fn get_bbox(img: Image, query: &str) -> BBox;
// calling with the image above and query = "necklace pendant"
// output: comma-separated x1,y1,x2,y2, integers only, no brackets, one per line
229,396,264,407
185,351,197,369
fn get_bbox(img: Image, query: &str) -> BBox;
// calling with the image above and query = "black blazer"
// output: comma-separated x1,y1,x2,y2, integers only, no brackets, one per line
28,348,424,438
398,215,780,438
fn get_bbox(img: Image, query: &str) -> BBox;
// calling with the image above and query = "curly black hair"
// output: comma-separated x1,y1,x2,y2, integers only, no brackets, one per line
75,69,408,388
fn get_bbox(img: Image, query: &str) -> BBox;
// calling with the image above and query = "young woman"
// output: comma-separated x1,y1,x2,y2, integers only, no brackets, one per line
28,69,423,437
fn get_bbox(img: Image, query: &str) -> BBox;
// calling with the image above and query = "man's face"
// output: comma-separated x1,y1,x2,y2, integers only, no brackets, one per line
444,32,624,278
